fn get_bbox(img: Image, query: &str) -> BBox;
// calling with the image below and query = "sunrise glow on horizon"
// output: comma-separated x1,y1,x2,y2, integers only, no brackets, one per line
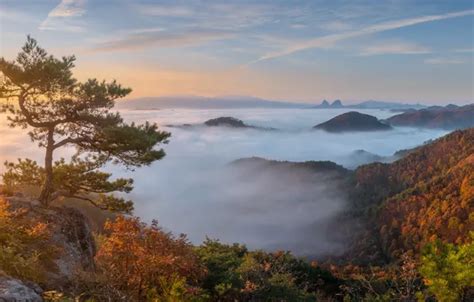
1,0,473,104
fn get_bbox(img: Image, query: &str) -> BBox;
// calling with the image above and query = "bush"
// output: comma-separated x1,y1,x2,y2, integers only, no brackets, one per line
419,234,474,302
95,216,206,301
196,239,340,301
0,197,56,283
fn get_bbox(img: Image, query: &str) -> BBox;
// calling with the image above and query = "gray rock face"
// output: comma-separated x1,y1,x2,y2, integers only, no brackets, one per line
5,198,96,292
0,276,43,302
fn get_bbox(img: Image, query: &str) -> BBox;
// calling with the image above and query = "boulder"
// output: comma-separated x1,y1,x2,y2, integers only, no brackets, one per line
0,275,43,302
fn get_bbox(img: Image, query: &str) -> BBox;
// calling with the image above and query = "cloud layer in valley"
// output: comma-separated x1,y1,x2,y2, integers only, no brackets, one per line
0,109,449,256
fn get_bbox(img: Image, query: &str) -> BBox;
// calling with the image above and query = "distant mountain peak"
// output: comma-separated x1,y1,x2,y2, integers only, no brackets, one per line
331,100,343,108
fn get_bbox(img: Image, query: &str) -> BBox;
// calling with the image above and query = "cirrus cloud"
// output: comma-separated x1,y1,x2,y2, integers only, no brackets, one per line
39,0,87,32
92,29,235,52
358,40,431,56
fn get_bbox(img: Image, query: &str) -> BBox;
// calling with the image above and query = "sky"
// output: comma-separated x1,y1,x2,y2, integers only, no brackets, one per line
0,0,473,104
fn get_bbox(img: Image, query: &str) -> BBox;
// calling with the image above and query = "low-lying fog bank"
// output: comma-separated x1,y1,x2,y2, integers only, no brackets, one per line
0,109,449,256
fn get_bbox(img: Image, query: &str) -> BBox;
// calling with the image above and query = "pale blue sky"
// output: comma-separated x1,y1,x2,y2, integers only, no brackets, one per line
0,0,473,104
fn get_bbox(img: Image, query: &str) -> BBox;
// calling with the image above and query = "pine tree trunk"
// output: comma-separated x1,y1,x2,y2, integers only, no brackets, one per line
39,128,54,205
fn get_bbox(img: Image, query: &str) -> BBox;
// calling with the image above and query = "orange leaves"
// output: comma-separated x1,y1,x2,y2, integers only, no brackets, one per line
95,216,205,300
0,197,55,283
460,172,474,204
25,222,49,237
0,197,11,220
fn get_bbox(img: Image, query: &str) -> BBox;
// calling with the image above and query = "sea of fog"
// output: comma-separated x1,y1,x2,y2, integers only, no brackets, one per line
0,108,449,256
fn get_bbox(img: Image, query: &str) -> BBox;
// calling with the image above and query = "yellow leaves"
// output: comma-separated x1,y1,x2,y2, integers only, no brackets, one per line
96,216,205,300
423,277,433,286
0,197,54,283
26,222,49,237
42,290,65,301
460,172,474,203
0,197,11,220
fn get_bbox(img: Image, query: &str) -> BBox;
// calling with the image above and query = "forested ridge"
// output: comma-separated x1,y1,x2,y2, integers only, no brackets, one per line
349,129,473,261
0,37,472,301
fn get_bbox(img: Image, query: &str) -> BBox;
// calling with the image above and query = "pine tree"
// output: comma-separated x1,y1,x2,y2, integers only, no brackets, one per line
0,36,170,213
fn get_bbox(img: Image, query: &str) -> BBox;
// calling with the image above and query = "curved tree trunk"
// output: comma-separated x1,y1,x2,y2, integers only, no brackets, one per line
39,128,54,205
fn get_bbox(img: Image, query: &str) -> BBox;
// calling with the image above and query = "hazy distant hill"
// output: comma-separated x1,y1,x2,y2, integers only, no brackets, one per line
349,100,426,110
166,116,276,130
312,99,426,110
312,100,343,108
313,112,392,132
231,157,350,176
116,95,308,109
116,95,431,110
386,104,474,130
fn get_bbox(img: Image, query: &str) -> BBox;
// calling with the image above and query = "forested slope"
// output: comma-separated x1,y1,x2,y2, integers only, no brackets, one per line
352,128,474,261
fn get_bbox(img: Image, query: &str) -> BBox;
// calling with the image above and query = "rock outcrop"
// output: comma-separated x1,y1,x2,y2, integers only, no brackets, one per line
4,196,96,291
0,275,43,302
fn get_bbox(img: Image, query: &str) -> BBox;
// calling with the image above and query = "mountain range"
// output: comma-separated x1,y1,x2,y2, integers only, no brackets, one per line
117,95,428,110
386,104,474,130
311,99,426,110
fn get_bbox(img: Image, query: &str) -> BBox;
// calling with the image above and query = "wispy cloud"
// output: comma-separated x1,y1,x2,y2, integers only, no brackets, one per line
359,41,431,56
92,29,234,52
135,3,302,30
39,0,87,32
424,57,465,65
250,10,474,64
319,20,353,32
454,48,474,53
290,23,307,29
136,5,194,17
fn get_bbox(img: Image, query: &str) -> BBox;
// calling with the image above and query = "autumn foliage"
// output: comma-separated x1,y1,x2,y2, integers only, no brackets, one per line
0,197,55,283
352,129,474,260
95,216,206,300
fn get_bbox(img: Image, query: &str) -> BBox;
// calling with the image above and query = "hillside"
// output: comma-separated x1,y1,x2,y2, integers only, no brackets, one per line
314,111,392,132
232,129,474,262
231,157,350,176
1,130,472,300
350,128,474,261
386,104,474,130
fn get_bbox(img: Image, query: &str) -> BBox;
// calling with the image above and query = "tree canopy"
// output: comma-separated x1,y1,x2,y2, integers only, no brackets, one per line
0,36,170,212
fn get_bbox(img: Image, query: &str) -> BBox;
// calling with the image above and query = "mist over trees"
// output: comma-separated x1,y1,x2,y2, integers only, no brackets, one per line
0,37,472,301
